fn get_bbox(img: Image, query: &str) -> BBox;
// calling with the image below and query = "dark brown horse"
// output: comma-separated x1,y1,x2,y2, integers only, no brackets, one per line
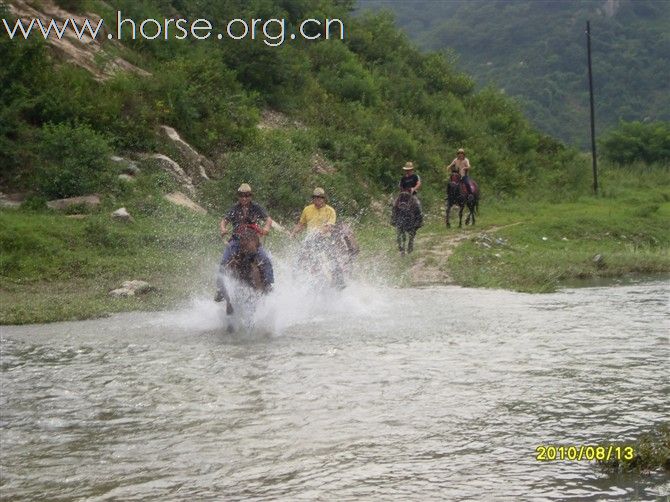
392,190,423,255
216,225,267,318
446,172,480,228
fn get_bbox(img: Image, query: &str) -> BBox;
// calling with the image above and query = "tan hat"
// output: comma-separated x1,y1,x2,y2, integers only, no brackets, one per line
312,187,326,198
402,161,415,171
237,183,252,194
457,148,465,154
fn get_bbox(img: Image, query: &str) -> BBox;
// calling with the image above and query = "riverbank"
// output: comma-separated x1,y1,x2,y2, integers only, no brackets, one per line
1,171,669,324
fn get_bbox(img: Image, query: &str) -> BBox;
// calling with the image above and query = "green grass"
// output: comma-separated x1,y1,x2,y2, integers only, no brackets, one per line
598,423,670,475
443,167,670,292
0,204,222,324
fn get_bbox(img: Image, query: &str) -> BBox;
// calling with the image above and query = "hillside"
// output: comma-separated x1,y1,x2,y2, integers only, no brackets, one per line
358,0,670,148
1,0,583,212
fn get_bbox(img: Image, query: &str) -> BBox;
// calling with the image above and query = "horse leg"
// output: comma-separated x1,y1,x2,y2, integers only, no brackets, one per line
216,266,234,315
217,279,234,315
396,227,404,254
458,203,464,228
446,200,451,228
408,229,416,253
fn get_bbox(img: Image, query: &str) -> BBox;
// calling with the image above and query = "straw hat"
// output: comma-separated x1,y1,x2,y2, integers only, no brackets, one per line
312,187,326,198
457,148,465,154
237,183,252,194
402,161,415,171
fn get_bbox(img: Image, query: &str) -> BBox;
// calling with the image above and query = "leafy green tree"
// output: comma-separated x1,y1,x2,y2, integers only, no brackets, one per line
600,121,670,164
35,123,113,199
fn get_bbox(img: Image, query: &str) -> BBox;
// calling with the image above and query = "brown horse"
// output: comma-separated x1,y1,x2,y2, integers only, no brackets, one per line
446,172,480,228
216,225,267,318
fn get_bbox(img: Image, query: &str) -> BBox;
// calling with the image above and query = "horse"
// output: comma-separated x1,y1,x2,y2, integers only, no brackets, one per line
295,223,358,289
446,172,480,228
391,190,423,255
216,225,268,324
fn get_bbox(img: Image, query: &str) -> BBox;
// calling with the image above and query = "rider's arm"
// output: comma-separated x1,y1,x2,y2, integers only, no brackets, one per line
261,217,272,236
462,158,471,174
291,222,305,237
414,175,422,192
291,207,310,237
327,207,336,225
220,218,229,237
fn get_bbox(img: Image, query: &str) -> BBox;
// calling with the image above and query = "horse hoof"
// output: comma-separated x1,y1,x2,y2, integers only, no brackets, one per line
226,324,235,334
226,304,234,315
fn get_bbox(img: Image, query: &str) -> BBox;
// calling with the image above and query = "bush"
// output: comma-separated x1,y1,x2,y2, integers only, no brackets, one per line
200,133,313,218
35,123,112,199
600,121,670,165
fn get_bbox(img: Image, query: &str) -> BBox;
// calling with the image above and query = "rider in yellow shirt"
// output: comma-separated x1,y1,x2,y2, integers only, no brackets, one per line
291,187,346,288
290,187,336,236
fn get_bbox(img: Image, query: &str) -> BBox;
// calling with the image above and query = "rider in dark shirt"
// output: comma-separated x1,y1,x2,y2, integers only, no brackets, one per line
215,183,274,300
399,161,423,215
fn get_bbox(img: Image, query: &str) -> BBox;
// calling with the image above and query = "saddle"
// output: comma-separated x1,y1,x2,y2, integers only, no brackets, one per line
449,172,476,196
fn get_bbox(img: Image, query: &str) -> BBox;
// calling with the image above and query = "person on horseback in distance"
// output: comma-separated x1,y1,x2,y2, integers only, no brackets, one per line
399,161,423,209
215,183,274,300
290,187,345,288
447,148,473,194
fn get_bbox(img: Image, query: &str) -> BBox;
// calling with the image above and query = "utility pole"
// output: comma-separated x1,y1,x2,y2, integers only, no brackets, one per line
586,20,598,194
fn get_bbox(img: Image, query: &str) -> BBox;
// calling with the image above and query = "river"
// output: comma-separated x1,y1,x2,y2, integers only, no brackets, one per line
1,279,668,500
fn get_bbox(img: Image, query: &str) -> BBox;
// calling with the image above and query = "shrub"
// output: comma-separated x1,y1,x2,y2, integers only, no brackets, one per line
35,123,112,199
600,121,670,165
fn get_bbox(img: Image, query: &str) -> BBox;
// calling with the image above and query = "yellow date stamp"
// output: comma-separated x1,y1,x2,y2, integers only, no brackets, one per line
535,445,635,462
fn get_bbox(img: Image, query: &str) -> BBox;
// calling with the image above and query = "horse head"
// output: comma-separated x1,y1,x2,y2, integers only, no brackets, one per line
394,190,413,208
237,225,261,256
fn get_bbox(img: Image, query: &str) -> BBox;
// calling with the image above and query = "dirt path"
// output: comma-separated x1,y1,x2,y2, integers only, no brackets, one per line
408,223,521,286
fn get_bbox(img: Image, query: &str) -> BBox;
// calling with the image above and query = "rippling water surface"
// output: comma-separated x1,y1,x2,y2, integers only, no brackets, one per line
1,279,668,500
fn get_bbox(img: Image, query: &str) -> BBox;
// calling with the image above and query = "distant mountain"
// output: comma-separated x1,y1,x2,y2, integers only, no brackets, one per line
357,0,670,148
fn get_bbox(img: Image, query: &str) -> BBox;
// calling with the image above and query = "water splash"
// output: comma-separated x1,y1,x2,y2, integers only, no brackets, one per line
158,245,391,338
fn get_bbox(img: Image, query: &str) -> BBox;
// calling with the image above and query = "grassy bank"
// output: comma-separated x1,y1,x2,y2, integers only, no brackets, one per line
443,167,669,292
1,166,669,324
598,423,670,475
0,207,222,324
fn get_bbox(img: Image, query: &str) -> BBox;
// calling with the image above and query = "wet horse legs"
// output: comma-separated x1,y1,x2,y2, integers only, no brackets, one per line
397,227,406,255
407,229,416,253
216,265,234,315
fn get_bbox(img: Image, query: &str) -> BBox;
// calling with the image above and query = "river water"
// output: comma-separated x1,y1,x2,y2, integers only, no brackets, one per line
1,279,668,501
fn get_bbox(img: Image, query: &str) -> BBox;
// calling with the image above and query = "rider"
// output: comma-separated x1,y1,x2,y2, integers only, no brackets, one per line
290,187,345,288
215,183,274,300
399,161,423,216
447,148,472,194
290,187,336,237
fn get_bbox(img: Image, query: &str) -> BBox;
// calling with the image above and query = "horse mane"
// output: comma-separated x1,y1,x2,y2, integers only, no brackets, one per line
236,225,261,250
394,190,414,209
